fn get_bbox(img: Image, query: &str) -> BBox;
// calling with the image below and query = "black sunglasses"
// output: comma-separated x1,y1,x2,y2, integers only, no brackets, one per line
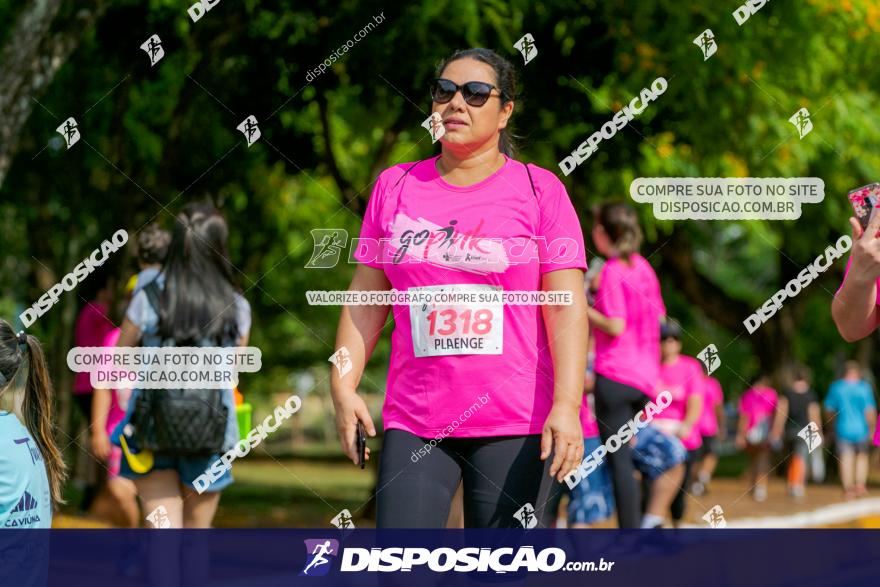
430,78,505,107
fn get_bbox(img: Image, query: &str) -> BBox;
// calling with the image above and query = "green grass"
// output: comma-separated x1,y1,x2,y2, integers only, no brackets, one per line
66,450,813,527
216,459,376,527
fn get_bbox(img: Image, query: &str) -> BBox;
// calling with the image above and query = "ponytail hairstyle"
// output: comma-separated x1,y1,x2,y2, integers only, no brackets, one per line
435,48,520,157
159,202,240,344
0,320,67,506
596,202,643,260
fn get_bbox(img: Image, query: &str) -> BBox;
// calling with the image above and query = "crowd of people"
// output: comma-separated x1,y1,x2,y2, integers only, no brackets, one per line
329,47,880,530
1,47,880,532
1,203,251,530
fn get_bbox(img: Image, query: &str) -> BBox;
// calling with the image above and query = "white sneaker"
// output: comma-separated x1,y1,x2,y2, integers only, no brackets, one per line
691,481,706,496
753,486,768,502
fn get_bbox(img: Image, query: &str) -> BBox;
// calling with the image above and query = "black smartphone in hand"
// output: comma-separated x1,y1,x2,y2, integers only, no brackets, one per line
356,421,366,469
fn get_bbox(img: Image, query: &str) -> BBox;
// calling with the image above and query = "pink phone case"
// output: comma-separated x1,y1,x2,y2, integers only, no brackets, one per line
848,183,880,230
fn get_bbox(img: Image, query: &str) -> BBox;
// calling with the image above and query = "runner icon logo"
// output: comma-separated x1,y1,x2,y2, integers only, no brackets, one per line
330,509,355,529
789,108,813,139
798,422,822,454
697,344,720,375
328,347,353,378
422,112,445,143
140,34,164,67
693,29,717,60
702,505,726,528
56,117,80,149
237,115,261,147
514,33,538,65
146,505,172,528
301,539,339,576
306,229,348,268
514,503,537,528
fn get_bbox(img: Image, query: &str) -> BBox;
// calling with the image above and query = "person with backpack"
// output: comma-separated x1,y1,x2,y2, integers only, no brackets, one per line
332,48,588,528
0,320,67,528
91,204,251,528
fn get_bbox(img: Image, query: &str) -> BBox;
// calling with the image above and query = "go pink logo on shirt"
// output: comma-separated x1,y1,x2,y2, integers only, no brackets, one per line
349,213,580,274
389,214,509,274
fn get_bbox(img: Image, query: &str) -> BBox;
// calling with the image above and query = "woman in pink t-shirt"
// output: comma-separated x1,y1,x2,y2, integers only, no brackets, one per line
586,202,685,528
331,48,589,528
736,375,784,501
654,320,703,527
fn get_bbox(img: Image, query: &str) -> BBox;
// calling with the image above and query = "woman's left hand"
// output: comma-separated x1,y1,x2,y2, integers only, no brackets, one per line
541,403,584,482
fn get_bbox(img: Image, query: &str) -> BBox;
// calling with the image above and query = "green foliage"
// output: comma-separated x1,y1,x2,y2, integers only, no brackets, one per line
3,0,880,428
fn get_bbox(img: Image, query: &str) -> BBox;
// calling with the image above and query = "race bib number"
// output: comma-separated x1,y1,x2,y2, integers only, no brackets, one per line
409,284,503,357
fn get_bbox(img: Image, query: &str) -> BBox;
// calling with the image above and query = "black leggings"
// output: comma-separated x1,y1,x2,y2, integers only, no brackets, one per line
376,429,559,528
593,374,650,528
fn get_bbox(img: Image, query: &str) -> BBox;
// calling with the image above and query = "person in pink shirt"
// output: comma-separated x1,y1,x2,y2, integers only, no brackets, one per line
652,320,703,527
87,325,138,528
332,48,589,528
736,375,785,501
71,268,116,513
692,375,725,496
586,202,685,528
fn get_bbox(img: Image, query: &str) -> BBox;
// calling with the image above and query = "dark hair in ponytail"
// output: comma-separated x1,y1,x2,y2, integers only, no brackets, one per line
435,48,520,157
159,202,239,344
0,320,67,506
596,202,643,260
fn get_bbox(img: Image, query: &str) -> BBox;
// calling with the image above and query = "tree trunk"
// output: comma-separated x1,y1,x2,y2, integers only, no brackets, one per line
0,0,109,189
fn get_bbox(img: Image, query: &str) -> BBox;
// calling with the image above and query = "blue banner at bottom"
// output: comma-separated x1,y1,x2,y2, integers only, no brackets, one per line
3,529,879,587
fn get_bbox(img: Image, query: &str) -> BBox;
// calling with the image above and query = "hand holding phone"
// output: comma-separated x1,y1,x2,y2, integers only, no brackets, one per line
356,421,367,469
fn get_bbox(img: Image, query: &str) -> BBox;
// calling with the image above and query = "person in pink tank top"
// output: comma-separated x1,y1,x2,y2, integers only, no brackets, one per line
736,375,785,501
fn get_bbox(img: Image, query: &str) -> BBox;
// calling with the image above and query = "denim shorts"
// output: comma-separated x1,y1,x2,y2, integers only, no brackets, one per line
119,451,233,492
836,438,870,456
567,436,615,525
631,424,687,480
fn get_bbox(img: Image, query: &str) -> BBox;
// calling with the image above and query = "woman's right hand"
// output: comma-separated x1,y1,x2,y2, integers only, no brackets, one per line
91,430,112,462
333,388,377,466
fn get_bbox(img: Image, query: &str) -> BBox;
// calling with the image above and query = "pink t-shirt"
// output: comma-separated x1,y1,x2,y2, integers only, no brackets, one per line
100,329,130,434
593,255,666,396
698,376,724,436
354,156,588,437
739,385,778,432
100,329,130,479
650,355,704,450
73,302,115,394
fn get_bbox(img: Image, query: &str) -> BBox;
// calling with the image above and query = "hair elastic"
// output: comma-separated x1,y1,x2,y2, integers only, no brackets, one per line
16,331,27,346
